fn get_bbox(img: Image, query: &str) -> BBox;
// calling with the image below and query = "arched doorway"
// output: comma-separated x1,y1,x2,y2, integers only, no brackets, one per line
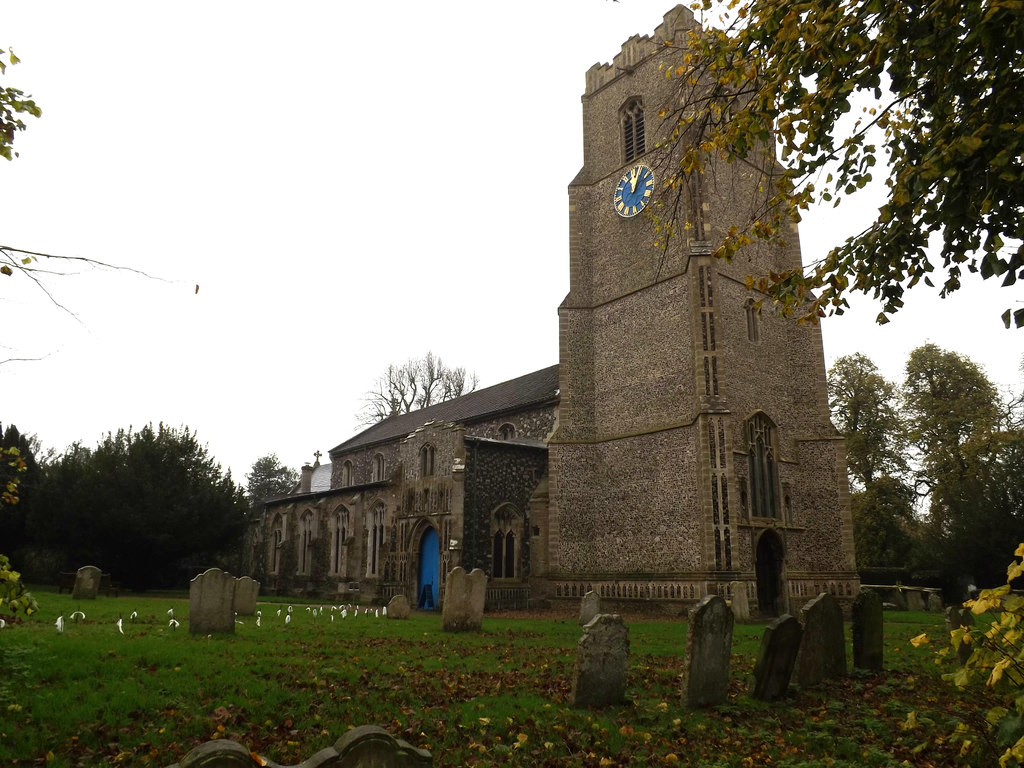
417,527,439,610
755,530,785,617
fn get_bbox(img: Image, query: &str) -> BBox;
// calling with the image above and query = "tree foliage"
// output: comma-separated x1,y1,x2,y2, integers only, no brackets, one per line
359,351,479,425
0,423,34,616
656,0,1024,326
0,47,40,162
245,453,298,503
828,352,907,488
32,423,247,591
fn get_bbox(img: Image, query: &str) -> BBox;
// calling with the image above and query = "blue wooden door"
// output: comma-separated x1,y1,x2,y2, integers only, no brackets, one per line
418,527,439,610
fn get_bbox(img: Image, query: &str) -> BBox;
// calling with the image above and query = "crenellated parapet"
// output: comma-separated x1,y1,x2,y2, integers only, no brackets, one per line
584,4,696,95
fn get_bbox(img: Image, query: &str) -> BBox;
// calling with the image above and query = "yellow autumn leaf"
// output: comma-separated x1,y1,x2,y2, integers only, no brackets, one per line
910,632,930,647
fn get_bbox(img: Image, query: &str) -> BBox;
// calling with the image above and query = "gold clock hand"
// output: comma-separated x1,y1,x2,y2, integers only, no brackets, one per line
630,168,639,193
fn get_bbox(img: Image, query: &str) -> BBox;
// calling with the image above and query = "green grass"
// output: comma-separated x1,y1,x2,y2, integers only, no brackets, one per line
0,591,998,767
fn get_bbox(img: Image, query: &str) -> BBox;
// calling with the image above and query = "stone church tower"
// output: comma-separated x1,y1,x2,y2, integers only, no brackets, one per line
542,5,858,614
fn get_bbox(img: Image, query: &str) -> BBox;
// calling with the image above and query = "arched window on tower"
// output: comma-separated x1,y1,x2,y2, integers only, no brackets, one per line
621,98,645,163
746,413,780,518
372,453,385,483
420,444,435,477
744,298,760,343
340,460,353,487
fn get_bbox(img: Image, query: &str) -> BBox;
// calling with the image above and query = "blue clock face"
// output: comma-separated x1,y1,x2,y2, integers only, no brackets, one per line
613,163,655,218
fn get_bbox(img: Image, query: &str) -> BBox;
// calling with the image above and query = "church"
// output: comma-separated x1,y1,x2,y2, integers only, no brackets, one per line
248,5,859,616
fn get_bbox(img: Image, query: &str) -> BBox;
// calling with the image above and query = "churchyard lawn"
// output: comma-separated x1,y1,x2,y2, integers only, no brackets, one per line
0,591,996,767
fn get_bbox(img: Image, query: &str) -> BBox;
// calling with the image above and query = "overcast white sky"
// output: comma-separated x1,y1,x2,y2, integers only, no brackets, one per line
3,1,1021,482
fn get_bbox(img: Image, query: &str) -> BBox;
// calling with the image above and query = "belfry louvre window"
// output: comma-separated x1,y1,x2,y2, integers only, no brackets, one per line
746,413,780,518
622,98,645,163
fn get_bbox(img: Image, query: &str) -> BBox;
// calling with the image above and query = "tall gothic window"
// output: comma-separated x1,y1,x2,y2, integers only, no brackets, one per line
331,506,349,575
746,413,780,518
270,514,284,574
367,503,385,577
340,460,353,486
420,444,435,477
372,453,385,482
491,504,522,579
622,98,645,163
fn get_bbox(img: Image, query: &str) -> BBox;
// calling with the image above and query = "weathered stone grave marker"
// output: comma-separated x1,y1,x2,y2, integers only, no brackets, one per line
441,567,486,632
71,565,102,600
167,724,432,767
852,590,883,671
189,568,236,635
571,614,630,708
388,594,411,620
579,590,601,626
905,589,925,612
750,614,802,701
729,581,750,621
682,594,734,708
233,576,260,616
795,593,846,687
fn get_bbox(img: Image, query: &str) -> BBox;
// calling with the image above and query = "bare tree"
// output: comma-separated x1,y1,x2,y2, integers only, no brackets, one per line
358,352,478,425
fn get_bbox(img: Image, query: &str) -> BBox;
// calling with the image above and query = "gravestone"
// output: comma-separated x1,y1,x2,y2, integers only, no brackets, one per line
388,594,411,620
852,590,883,671
167,724,432,767
729,581,750,621
71,565,102,600
579,590,601,626
571,614,630,708
946,605,976,664
682,595,734,708
905,590,925,612
189,568,236,635
795,593,847,687
233,576,259,616
750,614,802,701
441,567,486,632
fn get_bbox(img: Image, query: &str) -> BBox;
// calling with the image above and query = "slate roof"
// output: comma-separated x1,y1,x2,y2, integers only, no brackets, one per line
330,364,559,455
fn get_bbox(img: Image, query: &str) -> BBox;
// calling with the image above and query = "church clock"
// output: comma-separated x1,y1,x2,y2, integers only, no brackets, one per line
612,163,654,218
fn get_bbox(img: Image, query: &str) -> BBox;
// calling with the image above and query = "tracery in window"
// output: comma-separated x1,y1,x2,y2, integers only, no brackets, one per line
367,503,386,577
299,510,315,575
270,514,284,574
622,97,645,163
372,453,385,483
746,412,780,518
491,504,523,579
499,423,516,441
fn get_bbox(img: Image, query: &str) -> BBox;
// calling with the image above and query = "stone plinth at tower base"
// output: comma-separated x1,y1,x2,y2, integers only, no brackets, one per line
571,614,630,708
166,725,432,767
189,568,236,635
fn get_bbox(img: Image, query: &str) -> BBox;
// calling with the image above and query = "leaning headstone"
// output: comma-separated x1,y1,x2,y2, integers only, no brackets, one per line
571,614,630,708
441,567,486,632
579,590,601,626
168,724,433,768
189,568,236,635
388,594,411,620
946,605,976,664
750,614,802,701
233,576,259,616
729,581,750,621
905,590,925,612
852,590,883,671
682,595,734,708
72,565,102,600
795,593,846,688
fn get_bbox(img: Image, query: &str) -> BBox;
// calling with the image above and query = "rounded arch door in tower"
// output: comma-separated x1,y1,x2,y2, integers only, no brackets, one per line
755,530,785,617
417,527,439,610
